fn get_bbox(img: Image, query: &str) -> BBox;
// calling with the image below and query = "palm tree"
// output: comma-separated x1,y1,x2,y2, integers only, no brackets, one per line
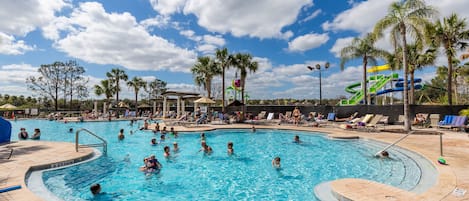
126,77,146,112
340,33,388,105
373,0,437,131
426,13,469,105
191,56,221,98
388,44,436,104
215,48,232,112
94,79,114,105
106,68,128,103
232,53,258,120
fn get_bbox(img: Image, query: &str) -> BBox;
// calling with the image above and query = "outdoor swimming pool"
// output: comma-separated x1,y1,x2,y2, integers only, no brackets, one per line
11,120,431,200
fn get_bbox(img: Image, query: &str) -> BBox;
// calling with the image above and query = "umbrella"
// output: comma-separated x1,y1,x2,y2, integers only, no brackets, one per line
194,97,216,104
138,103,151,108
118,102,129,108
227,100,244,107
0,104,17,109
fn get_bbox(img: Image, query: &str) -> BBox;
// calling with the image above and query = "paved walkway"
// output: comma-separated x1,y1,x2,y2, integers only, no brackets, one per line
0,141,94,201
1,122,468,200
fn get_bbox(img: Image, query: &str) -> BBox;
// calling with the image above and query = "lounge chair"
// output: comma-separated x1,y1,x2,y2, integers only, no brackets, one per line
438,115,457,128
396,115,405,125
327,113,336,121
439,116,467,131
365,114,384,131
429,114,440,128
279,111,293,124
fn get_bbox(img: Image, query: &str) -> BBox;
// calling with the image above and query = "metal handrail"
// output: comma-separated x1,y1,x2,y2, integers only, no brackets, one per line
75,128,107,154
375,130,415,156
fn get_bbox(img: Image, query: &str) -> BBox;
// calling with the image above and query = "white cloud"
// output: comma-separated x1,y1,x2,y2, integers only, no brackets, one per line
0,64,39,96
427,0,469,20
0,33,35,55
140,15,170,30
330,37,354,58
48,2,197,73
203,35,225,47
0,0,68,36
149,0,187,16
322,0,394,34
183,0,311,39
300,9,322,23
288,33,329,52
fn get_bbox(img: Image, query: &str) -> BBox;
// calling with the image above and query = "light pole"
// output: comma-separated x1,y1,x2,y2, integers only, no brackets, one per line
307,62,330,105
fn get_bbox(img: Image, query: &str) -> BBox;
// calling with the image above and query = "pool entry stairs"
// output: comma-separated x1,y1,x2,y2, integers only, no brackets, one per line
75,128,107,154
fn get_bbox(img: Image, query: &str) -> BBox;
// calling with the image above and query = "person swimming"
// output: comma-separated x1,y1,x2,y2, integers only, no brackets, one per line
151,138,157,146
164,146,171,158
272,157,281,168
251,126,256,132
173,142,179,152
227,141,234,155
90,183,101,195
200,132,206,141
293,135,301,144
118,129,125,140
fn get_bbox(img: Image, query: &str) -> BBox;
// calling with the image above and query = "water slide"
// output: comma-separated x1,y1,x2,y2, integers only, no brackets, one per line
376,78,422,96
0,117,12,144
340,73,398,105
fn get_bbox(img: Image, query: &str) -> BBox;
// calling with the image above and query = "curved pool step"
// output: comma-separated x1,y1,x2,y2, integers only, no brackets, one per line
328,134,359,139
313,181,338,201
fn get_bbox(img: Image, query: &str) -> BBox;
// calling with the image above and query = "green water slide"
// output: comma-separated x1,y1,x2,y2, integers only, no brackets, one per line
340,73,399,105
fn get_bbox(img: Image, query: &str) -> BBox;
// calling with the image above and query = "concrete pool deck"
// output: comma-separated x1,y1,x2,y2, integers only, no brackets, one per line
1,123,468,200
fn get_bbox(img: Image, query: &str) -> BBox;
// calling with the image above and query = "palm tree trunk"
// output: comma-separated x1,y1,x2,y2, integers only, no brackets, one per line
116,80,120,103
446,44,453,105
401,27,411,131
135,92,138,113
240,77,246,121
222,67,225,112
410,69,415,105
362,56,368,105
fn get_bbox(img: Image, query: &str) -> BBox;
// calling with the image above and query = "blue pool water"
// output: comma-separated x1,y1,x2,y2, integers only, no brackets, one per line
11,120,422,200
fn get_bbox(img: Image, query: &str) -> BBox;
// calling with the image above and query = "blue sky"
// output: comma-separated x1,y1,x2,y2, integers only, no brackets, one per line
1,0,468,100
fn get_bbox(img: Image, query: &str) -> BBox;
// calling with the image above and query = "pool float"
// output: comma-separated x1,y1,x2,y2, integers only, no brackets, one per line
0,185,21,193
437,157,446,165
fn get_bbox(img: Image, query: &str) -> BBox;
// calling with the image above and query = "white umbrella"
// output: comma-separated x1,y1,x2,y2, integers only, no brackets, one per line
194,97,216,104
0,104,17,109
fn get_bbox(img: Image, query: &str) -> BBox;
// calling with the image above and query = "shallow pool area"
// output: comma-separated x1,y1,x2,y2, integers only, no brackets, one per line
10,120,435,200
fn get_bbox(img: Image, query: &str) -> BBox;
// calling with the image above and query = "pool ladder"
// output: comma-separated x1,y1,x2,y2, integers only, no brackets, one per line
75,128,107,155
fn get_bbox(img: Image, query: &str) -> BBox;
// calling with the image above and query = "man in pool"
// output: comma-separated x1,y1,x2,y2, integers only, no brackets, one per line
151,138,157,145
293,135,301,144
164,146,171,158
272,157,281,168
173,142,179,152
118,129,125,140
200,132,206,141
379,151,389,158
199,141,212,154
251,126,256,133
90,183,101,195
227,142,234,155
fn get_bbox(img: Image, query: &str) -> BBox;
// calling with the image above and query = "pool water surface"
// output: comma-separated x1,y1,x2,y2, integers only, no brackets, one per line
11,120,423,200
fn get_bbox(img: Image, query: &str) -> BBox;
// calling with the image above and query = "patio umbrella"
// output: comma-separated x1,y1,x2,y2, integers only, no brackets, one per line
194,97,216,104
0,104,17,109
138,103,151,108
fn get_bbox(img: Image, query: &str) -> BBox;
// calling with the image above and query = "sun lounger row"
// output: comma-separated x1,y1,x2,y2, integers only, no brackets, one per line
438,115,467,130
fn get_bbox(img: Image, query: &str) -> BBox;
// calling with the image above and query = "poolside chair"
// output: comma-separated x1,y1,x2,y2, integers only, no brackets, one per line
327,113,336,121
438,115,457,128
257,111,267,120
439,116,467,131
429,114,440,128
396,115,405,125
365,114,384,132
279,111,293,124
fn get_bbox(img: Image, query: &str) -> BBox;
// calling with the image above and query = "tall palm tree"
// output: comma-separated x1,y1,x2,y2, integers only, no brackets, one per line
126,77,146,111
232,53,258,120
215,48,232,112
191,56,221,98
340,33,388,105
426,13,469,105
106,68,128,103
373,0,437,131
388,44,436,104
407,45,436,104
94,79,114,104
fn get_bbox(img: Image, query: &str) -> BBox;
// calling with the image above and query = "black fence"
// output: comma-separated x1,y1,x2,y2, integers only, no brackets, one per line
178,104,468,124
